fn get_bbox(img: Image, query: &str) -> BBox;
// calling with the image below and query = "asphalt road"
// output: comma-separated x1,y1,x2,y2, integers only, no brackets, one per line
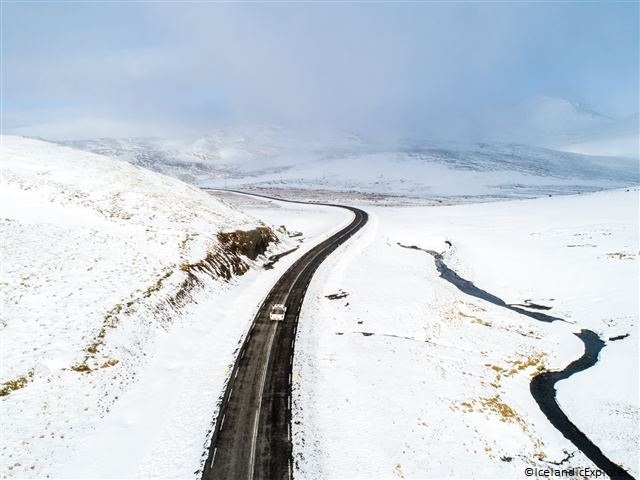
201,190,368,480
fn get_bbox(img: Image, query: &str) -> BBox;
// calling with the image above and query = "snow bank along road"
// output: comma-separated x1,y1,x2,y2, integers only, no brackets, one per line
201,191,368,480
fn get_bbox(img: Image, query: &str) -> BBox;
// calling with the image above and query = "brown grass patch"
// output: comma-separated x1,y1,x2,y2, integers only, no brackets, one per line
100,358,119,369
480,395,520,423
0,371,33,396
70,363,92,373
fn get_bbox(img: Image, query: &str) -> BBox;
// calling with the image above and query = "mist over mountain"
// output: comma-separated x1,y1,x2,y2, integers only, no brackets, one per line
62,99,639,201
477,96,638,158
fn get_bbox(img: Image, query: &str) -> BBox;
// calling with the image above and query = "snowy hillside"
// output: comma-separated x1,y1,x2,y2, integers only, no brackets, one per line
0,136,296,477
213,143,638,198
64,129,639,201
558,113,639,159
486,96,639,159
292,188,639,478
490,96,612,144
63,128,368,185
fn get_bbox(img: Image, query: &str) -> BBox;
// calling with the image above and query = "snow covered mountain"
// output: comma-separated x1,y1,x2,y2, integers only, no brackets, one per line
492,96,612,142
558,112,639,159
64,130,639,200
216,142,637,198
486,96,639,159
62,127,369,184
0,136,292,478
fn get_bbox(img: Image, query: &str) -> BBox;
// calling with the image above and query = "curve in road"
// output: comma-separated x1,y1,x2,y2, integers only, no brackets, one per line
201,190,368,480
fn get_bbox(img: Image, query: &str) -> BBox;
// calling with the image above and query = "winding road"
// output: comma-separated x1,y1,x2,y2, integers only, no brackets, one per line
201,191,633,479
201,190,368,480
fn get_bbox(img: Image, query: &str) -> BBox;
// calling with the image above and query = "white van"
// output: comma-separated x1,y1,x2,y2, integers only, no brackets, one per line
269,304,287,321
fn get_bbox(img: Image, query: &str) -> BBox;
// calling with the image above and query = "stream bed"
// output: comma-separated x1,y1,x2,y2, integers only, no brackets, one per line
400,243,634,479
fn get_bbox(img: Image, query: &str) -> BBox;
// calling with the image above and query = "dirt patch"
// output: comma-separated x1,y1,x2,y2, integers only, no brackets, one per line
326,290,349,300
459,311,492,327
217,226,278,261
100,358,120,368
454,392,546,460
0,370,34,397
70,363,92,373
479,395,521,423
609,333,630,342
264,247,299,269
606,251,636,260
277,224,303,238
485,352,548,388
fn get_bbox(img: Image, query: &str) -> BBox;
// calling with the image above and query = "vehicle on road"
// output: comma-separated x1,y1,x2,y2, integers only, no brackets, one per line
269,304,287,321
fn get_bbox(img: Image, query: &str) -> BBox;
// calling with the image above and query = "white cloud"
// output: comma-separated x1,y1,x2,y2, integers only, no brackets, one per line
2,2,637,140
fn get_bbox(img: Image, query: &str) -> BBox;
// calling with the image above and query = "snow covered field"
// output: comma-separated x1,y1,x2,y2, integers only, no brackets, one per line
0,137,350,478
292,188,639,478
2,135,637,479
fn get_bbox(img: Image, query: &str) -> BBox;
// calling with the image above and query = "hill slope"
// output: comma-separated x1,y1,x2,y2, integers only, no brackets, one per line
485,96,639,159
0,136,288,478
66,132,639,200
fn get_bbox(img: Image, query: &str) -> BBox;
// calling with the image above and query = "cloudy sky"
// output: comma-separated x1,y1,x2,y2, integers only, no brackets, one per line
2,2,638,140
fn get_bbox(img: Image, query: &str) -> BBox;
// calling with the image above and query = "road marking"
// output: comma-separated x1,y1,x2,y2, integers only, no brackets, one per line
282,240,332,306
249,322,278,480
249,410,260,479
220,414,226,430
206,194,366,478
213,447,217,464
234,369,238,379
